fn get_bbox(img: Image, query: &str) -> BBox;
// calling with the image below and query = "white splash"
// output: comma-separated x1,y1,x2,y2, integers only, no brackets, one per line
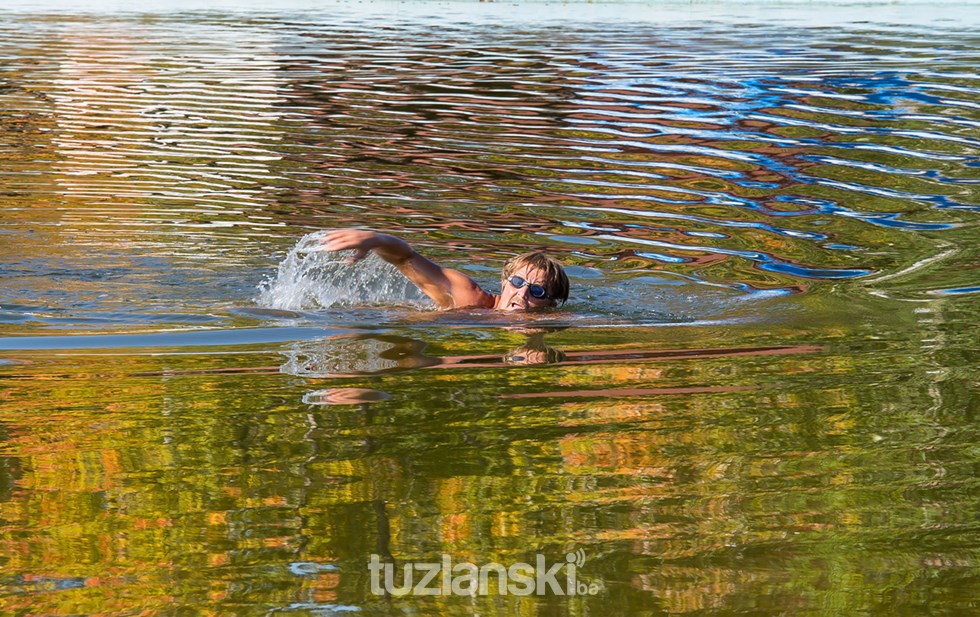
256,230,434,310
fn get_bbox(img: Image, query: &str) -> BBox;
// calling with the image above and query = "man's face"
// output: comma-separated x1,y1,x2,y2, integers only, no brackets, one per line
498,265,552,312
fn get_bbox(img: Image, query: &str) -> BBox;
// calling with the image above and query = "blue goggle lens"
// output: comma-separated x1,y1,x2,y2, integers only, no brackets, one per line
509,276,549,300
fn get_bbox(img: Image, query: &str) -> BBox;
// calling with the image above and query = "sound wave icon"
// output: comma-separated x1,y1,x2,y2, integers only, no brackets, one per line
565,548,587,568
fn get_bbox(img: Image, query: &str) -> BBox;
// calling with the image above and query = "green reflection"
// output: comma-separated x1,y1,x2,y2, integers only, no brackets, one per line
1,294,977,615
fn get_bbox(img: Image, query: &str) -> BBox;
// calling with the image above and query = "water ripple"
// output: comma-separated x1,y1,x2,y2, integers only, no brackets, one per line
0,13,977,328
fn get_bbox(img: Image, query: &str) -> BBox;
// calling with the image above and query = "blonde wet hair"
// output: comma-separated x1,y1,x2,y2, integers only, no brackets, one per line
501,252,570,306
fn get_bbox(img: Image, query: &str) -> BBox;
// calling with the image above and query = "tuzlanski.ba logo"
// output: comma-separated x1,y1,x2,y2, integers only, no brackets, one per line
368,549,602,596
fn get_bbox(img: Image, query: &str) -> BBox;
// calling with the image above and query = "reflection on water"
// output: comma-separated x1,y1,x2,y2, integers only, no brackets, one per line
0,309,977,615
281,334,439,378
302,388,391,406
0,2,978,616
279,330,577,383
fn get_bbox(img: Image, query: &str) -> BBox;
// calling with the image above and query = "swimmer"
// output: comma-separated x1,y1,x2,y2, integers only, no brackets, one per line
322,229,569,311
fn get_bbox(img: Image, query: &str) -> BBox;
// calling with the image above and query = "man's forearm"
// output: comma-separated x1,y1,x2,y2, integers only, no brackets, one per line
374,234,457,307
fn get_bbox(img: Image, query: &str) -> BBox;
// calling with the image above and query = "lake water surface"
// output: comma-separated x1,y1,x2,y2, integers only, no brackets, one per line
1,2,978,615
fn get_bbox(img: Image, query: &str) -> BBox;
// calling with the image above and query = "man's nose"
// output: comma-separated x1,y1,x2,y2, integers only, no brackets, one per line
514,284,530,298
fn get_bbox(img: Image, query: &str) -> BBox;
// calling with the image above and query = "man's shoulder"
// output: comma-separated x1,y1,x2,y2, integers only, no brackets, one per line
453,287,497,310
443,269,496,309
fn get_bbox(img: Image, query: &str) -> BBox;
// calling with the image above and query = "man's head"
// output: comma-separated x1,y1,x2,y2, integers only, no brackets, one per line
497,252,569,312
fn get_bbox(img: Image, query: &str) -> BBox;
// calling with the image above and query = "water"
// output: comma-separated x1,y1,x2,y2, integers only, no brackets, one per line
1,2,978,615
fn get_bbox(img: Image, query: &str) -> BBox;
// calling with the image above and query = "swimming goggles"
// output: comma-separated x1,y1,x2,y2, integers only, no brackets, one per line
508,276,550,300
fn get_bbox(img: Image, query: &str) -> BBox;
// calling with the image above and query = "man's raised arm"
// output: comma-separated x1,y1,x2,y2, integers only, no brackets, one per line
321,229,494,310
